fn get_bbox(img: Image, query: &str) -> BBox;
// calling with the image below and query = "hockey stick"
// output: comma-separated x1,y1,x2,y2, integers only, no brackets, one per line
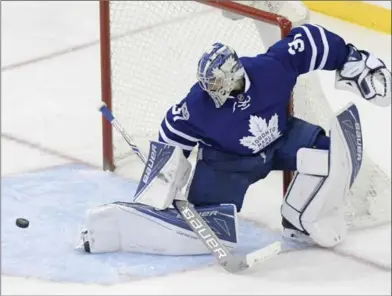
99,102,281,273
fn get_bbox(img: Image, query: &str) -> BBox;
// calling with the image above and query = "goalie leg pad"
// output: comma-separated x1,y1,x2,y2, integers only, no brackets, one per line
282,103,363,247
79,202,238,255
133,141,192,210
297,148,329,176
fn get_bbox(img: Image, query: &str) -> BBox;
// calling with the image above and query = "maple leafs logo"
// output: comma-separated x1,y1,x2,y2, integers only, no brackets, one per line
212,56,237,78
239,114,281,153
221,56,237,73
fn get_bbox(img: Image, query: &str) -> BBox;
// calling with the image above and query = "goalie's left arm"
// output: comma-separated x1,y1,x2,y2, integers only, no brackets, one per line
266,24,391,107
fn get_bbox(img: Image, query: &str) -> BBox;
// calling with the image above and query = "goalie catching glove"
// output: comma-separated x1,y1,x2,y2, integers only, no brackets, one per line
336,44,391,107
133,141,192,210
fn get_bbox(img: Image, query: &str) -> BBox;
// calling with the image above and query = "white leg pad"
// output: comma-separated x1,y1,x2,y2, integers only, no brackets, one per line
81,203,237,255
297,148,329,176
282,103,363,248
281,173,326,233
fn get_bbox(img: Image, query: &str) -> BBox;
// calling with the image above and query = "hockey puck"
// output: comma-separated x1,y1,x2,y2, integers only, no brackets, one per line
16,218,29,228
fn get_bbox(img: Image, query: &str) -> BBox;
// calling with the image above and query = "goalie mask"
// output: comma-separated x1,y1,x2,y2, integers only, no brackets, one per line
197,43,245,108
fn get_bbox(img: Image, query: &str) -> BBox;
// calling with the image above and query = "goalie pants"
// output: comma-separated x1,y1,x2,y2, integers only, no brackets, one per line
187,117,326,212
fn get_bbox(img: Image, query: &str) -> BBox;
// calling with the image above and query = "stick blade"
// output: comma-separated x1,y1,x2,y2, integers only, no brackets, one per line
245,241,282,268
222,241,282,273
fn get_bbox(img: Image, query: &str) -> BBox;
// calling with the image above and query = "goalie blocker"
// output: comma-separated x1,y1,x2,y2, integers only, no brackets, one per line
132,140,192,210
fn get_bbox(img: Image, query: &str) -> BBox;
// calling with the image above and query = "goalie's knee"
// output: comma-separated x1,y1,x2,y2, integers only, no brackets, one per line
296,147,329,176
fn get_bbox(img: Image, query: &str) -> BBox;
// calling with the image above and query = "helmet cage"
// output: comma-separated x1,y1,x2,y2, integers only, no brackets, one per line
197,43,244,108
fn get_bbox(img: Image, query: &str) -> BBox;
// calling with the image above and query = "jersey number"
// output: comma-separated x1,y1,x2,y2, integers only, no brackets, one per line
288,33,305,55
172,103,189,122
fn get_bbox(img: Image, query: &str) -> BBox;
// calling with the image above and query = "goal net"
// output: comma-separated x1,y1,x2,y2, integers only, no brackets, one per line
100,0,391,229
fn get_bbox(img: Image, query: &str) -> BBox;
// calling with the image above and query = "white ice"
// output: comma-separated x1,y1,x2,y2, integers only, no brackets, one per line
1,1,391,295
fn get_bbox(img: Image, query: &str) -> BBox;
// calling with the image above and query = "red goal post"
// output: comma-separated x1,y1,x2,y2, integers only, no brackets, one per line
100,0,114,172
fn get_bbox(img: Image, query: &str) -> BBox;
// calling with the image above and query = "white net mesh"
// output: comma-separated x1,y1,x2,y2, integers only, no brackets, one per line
104,1,390,229
108,1,268,165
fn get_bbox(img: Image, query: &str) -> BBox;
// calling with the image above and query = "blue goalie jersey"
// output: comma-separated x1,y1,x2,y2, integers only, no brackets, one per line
158,24,349,157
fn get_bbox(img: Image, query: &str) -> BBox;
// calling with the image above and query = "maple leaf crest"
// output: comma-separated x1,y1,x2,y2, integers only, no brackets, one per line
212,67,224,79
212,56,237,79
239,114,281,153
221,56,236,72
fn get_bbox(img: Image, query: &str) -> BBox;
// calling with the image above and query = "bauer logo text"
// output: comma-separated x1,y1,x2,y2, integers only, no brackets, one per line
143,144,157,183
180,206,227,259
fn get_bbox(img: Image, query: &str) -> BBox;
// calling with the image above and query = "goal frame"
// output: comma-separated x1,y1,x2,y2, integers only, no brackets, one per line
99,0,294,191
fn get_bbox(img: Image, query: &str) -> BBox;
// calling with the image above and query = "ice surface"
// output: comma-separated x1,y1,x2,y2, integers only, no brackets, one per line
2,164,302,284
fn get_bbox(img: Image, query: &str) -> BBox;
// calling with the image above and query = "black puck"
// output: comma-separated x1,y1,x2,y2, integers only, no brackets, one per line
16,218,29,228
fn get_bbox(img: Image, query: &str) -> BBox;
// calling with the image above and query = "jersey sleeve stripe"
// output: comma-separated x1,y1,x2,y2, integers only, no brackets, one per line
314,25,329,70
164,116,200,143
159,127,194,151
299,25,318,71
